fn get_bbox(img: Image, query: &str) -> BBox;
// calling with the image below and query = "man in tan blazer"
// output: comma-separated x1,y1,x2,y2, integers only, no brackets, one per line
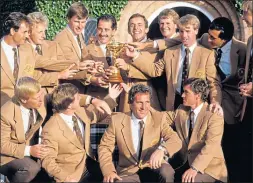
0,77,48,182
170,78,227,182
125,14,222,112
41,83,123,182
98,84,182,182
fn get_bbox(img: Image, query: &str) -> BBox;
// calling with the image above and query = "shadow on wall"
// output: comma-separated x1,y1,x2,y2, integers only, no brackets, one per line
148,7,211,40
0,0,37,37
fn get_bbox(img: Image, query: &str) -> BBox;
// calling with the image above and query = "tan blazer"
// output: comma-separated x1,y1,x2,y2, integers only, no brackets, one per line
172,103,227,182
0,97,47,166
199,33,247,124
54,28,90,93
98,110,182,177
131,43,222,111
41,103,114,182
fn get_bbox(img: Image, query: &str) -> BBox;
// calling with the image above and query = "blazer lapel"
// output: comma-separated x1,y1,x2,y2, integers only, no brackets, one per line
57,113,84,150
188,103,208,148
121,112,138,162
1,46,15,84
180,109,190,144
228,38,239,80
189,45,201,77
171,47,180,89
13,104,25,142
65,28,81,59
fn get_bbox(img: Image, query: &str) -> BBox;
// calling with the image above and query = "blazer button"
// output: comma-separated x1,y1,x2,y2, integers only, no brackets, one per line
135,162,138,165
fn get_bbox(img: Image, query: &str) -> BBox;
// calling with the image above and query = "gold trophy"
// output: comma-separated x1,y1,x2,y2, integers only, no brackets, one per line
106,40,126,83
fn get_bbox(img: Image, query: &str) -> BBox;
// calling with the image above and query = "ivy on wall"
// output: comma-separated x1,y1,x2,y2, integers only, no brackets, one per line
35,0,128,40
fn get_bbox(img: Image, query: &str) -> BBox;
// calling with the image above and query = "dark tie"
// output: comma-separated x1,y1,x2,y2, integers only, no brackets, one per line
138,120,145,161
181,48,190,94
25,109,35,139
35,45,42,55
106,48,113,66
188,111,194,139
12,48,19,82
77,35,83,50
72,116,84,146
215,49,226,81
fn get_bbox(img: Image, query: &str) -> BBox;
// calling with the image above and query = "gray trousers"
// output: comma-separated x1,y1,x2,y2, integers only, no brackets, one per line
0,157,41,182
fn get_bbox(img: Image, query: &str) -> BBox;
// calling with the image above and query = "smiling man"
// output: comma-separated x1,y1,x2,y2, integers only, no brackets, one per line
98,84,182,183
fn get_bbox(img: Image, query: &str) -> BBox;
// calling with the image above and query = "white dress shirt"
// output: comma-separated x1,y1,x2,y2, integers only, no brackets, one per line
219,40,232,76
20,105,38,156
59,113,85,138
66,25,82,56
187,102,204,130
130,113,148,156
1,38,19,73
99,42,107,57
176,42,197,93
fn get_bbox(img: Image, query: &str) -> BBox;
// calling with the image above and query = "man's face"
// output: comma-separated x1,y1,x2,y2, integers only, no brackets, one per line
207,29,226,49
179,24,198,47
11,21,29,45
130,93,151,119
182,85,198,108
23,89,44,109
128,17,148,42
97,20,116,44
242,10,252,27
69,93,80,111
159,17,177,39
68,15,87,36
29,23,47,45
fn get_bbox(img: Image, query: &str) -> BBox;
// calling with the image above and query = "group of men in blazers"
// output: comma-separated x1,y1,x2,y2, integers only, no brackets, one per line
1,0,252,182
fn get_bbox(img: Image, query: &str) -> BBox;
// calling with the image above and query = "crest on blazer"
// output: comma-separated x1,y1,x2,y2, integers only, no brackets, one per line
23,64,34,75
195,69,205,79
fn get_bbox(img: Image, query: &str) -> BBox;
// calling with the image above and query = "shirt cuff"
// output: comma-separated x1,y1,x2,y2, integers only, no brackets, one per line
132,51,140,61
153,40,158,49
85,96,91,105
24,146,31,156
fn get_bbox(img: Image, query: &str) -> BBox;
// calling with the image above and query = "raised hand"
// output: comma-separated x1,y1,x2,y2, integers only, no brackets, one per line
79,60,95,70
109,83,123,99
58,64,78,79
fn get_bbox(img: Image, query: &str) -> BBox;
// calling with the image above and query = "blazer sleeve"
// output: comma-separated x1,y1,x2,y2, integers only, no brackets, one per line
41,127,69,182
157,38,181,51
161,112,182,157
33,69,59,87
191,113,224,173
98,117,117,176
205,50,222,104
0,117,26,159
127,64,151,80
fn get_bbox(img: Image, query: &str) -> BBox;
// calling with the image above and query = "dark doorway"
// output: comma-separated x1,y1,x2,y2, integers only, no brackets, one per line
147,7,211,40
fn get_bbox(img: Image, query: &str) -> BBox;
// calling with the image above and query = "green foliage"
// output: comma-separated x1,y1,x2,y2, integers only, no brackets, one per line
232,0,244,14
35,0,128,40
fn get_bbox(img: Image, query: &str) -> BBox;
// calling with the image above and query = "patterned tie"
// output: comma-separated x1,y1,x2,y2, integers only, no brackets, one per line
188,111,194,139
138,120,145,161
77,35,83,50
215,49,226,81
35,45,42,55
25,109,35,139
12,47,19,82
72,116,84,145
181,48,190,94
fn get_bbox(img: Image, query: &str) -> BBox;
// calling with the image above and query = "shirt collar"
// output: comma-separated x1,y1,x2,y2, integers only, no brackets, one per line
1,37,17,50
131,113,148,125
60,113,75,123
140,36,148,43
170,32,178,38
182,41,197,54
20,105,32,115
66,25,79,37
220,39,232,53
191,102,204,116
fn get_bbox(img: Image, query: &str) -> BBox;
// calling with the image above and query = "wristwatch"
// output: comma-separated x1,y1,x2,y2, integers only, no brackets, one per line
157,145,167,155
90,97,96,104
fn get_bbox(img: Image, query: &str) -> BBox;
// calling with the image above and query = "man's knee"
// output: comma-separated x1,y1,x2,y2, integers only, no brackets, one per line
159,163,175,182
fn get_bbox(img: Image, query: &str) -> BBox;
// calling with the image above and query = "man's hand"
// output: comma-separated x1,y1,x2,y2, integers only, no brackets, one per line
95,61,105,73
65,175,78,182
149,149,164,169
103,172,122,183
58,64,78,79
120,83,131,93
92,98,111,115
182,168,198,182
239,82,252,97
30,144,49,158
79,60,95,70
124,45,139,58
115,58,129,71
209,102,223,116
90,76,108,87
109,83,123,99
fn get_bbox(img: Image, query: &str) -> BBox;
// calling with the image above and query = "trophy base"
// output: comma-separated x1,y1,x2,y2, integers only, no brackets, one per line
108,67,123,83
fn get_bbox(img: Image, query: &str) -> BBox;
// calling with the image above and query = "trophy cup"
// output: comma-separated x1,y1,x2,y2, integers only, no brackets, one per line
106,40,126,83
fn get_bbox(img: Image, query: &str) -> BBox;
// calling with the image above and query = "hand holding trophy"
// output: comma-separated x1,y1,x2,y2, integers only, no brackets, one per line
106,39,126,83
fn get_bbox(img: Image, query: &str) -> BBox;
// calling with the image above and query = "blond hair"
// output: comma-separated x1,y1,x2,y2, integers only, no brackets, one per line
15,77,41,100
158,9,180,24
178,14,200,30
27,12,49,28
242,1,252,14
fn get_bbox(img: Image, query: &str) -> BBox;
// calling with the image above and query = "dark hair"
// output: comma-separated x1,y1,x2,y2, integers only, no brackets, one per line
66,2,88,19
128,13,148,31
183,78,210,102
128,84,152,104
51,83,79,113
3,12,30,36
209,17,234,41
97,14,117,30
